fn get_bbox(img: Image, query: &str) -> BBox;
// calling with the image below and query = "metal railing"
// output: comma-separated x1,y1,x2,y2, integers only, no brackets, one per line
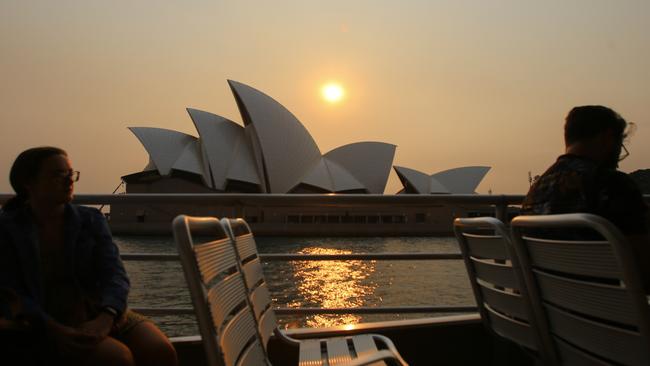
123,252,477,317
4,193,647,318
1,193,525,222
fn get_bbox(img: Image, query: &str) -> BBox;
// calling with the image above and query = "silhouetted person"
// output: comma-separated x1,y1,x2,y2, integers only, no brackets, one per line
522,105,650,291
0,147,177,365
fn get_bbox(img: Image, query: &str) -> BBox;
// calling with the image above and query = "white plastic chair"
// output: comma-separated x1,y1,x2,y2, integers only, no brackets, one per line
220,217,409,366
511,213,650,366
172,215,269,366
454,217,555,365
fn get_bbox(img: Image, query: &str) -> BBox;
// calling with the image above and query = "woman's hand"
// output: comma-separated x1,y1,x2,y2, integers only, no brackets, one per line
47,319,100,356
78,312,114,340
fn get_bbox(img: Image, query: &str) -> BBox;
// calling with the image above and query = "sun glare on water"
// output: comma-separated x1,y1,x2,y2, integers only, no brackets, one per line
322,83,345,103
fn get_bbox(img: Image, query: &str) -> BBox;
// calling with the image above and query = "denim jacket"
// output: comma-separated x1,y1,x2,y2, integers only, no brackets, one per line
0,204,130,321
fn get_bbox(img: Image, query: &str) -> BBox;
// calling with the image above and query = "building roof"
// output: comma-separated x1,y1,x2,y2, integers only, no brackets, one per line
324,142,396,194
129,127,210,186
186,108,259,189
394,166,490,194
127,80,397,193
228,80,322,193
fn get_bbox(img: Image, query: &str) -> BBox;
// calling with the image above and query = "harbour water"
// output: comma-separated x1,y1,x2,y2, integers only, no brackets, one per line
116,236,475,337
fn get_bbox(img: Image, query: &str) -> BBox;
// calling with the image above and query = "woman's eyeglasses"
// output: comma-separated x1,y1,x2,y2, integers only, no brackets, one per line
53,171,81,182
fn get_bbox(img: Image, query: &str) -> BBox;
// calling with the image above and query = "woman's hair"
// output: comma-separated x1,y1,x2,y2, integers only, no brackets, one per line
3,146,67,212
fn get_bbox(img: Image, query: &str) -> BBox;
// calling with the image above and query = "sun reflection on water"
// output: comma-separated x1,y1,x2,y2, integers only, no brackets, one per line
288,247,376,328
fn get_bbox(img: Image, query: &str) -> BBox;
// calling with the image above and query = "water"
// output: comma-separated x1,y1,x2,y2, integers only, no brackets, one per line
114,236,475,337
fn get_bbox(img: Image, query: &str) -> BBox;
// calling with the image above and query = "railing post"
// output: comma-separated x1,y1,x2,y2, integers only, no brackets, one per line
495,195,508,223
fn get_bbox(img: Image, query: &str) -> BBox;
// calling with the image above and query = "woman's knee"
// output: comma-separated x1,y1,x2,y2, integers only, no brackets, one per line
123,322,178,366
143,335,177,366
85,337,135,366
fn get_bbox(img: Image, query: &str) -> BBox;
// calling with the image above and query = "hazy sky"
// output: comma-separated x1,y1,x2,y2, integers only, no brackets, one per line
1,1,648,194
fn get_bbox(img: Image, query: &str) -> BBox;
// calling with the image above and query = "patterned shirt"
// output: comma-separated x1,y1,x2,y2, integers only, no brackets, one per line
522,154,648,235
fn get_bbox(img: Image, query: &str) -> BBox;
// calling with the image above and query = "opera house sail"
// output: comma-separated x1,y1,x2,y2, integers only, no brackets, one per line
393,166,491,194
112,80,491,235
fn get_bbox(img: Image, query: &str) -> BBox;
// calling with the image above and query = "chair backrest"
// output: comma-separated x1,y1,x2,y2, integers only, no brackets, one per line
511,213,650,366
454,217,554,362
221,218,279,352
172,215,268,366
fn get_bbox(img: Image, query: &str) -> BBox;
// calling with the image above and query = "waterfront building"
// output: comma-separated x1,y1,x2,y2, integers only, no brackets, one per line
125,80,395,194
111,80,492,235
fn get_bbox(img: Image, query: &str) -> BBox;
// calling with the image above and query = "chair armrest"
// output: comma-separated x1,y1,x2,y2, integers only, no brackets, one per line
370,334,409,366
273,326,301,346
345,349,407,366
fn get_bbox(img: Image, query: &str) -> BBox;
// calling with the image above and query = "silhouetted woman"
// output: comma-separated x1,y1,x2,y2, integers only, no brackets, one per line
0,147,177,366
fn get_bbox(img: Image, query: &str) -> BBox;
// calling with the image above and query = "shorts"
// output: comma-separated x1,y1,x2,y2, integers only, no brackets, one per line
111,309,151,339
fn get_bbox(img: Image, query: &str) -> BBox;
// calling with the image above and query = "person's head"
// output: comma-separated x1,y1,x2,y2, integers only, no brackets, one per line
564,105,631,168
4,147,77,211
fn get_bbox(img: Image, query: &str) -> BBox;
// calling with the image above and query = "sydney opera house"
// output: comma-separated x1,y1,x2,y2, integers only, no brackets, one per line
110,80,491,235
123,80,396,195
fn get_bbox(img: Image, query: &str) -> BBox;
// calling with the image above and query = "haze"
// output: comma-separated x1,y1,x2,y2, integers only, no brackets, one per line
1,1,648,194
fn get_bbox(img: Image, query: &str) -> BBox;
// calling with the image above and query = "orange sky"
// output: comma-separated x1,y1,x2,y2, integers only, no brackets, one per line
1,1,648,194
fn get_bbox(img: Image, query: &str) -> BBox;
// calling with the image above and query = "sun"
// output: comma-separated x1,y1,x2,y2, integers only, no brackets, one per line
322,83,345,103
